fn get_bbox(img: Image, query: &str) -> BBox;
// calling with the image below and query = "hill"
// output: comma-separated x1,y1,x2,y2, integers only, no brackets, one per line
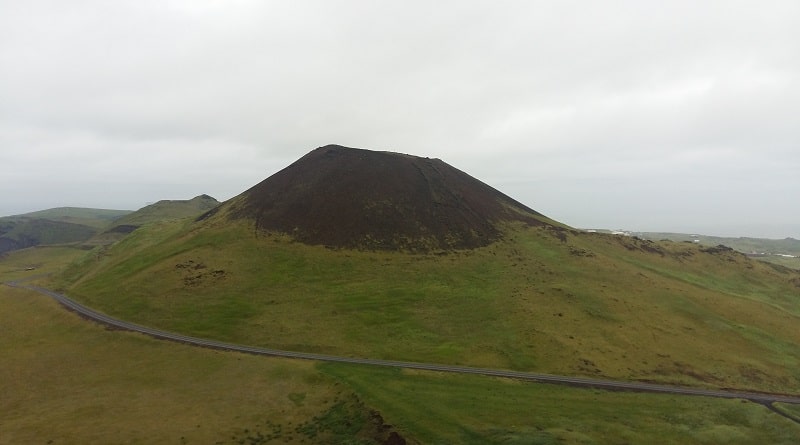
219,145,558,251
0,207,130,255
18,207,131,229
111,194,219,229
637,232,800,269
90,195,220,245
60,145,800,397
5,247,798,443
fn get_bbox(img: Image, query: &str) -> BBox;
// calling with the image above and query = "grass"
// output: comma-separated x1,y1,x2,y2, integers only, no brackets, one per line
321,363,800,444
0,277,382,444
57,216,800,394
0,246,87,281
4,238,800,444
774,403,800,421
0,208,132,251
639,232,800,269
759,255,800,269
0,218,97,246
8,207,131,229
109,194,218,227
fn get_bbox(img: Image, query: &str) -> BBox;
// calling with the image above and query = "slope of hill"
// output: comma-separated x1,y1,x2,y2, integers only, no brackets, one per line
111,194,219,229
5,248,799,444
59,145,800,397
0,208,131,255
220,145,558,251
91,195,220,245
19,207,132,229
638,232,800,269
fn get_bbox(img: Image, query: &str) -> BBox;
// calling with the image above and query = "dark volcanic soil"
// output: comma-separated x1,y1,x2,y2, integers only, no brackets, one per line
230,144,550,251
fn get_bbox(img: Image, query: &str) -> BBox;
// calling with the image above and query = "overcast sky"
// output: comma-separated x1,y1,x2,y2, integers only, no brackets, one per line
1,1,798,238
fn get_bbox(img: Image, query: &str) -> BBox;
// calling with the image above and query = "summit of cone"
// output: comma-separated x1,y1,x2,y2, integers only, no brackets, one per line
224,144,554,251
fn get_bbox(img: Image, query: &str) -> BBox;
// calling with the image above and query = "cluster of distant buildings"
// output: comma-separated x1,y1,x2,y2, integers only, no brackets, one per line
747,252,798,258
583,228,798,259
585,229,632,236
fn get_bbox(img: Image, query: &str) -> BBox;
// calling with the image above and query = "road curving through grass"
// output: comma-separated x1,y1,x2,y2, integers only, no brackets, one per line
10,280,800,408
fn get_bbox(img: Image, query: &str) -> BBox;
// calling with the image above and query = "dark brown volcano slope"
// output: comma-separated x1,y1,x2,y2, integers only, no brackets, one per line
228,145,551,251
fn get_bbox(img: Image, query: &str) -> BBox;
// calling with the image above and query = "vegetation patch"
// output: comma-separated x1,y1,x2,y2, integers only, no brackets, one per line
4,241,800,444
57,216,800,394
321,363,800,444
212,394,403,444
0,277,382,444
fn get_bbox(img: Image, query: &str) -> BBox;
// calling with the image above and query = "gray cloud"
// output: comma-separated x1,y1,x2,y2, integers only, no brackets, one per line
1,0,798,237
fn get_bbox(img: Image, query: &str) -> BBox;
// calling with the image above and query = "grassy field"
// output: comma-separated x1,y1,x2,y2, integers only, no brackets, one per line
0,218,97,247
0,208,133,254
9,207,131,229
57,213,800,394
108,194,219,228
639,232,800,269
321,363,800,445
0,249,390,444
0,246,87,281
3,245,800,443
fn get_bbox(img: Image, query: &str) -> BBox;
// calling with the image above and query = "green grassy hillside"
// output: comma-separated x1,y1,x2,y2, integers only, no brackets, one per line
4,246,800,444
109,194,219,228
0,207,132,255
1,282,391,444
18,207,131,229
0,218,97,254
322,364,800,444
88,195,220,246
2,217,96,243
59,208,800,395
639,232,800,269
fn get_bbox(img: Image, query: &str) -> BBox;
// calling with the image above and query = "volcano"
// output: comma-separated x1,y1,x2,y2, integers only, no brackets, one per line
224,144,553,251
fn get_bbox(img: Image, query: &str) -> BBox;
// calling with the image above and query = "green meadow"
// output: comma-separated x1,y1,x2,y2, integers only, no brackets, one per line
322,363,800,445
1,248,388,445
107,194,219,228
0,208,131,253
639,232,800,270
14,207,131,229
57,211,800,394
2,244,800,443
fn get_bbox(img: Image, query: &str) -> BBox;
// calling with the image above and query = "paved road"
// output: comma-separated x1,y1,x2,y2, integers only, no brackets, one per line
8,281,800,407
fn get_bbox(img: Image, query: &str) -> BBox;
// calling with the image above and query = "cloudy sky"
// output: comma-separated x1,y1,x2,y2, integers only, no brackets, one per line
1,1,798,238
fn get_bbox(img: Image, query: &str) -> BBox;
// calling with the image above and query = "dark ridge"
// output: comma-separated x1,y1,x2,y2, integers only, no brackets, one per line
229,144,551,251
